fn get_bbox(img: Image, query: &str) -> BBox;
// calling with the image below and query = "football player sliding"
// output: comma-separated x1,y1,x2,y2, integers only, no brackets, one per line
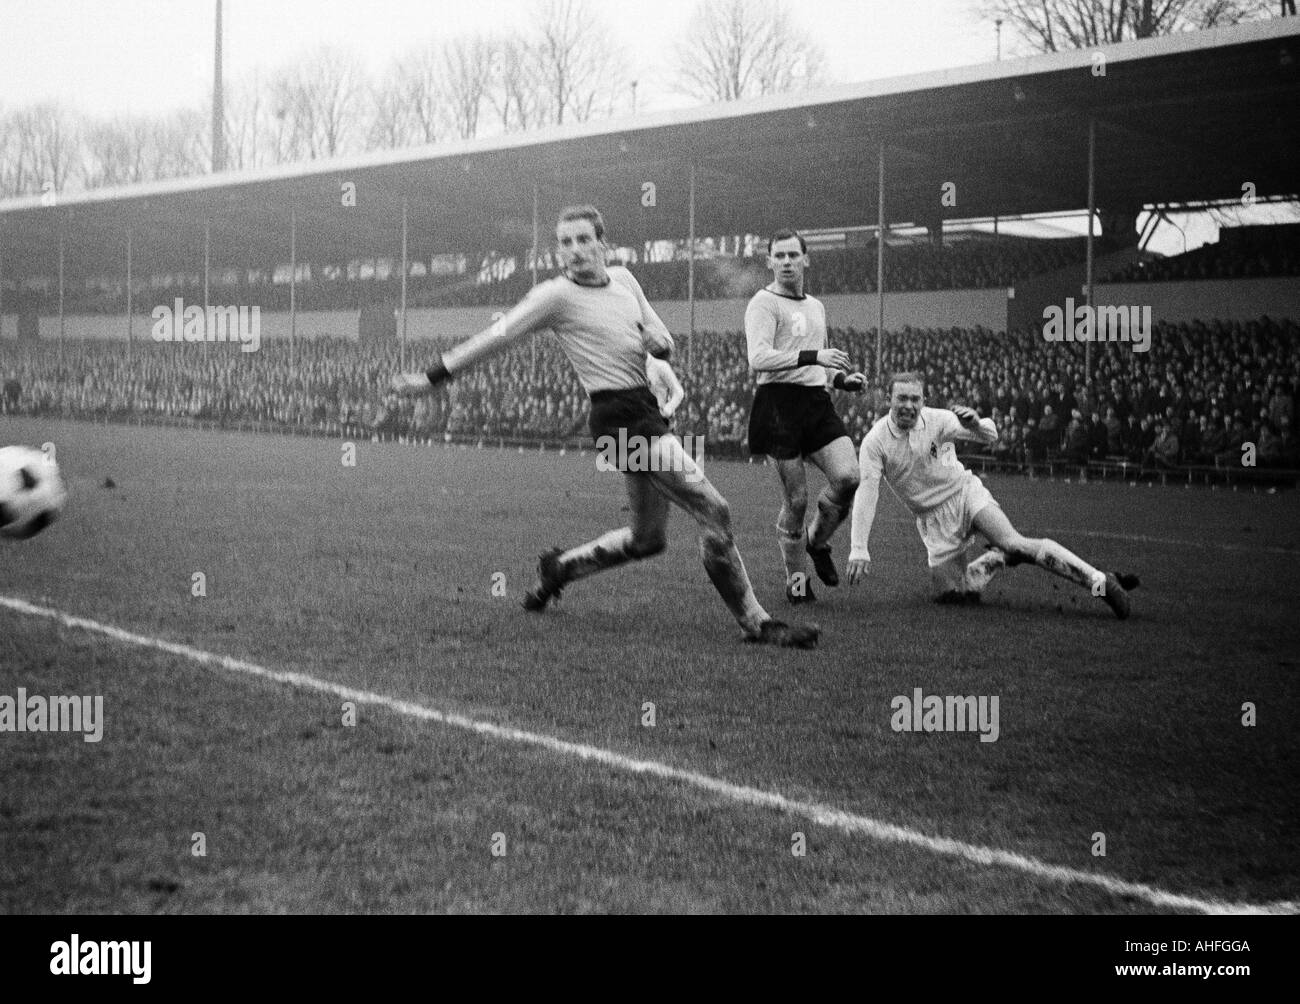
846,373,1140,619
390,204,819,648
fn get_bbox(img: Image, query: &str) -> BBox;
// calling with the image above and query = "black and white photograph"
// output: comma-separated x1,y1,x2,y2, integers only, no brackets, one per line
0,0,1297,943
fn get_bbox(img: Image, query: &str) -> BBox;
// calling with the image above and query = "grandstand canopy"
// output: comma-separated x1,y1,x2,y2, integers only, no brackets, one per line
1,18,1297,284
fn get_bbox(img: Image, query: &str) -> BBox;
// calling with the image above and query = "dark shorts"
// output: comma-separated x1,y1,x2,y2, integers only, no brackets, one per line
588,386,671,445
748,384,849,460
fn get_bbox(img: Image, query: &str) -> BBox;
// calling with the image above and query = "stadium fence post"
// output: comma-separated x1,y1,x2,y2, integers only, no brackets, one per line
1084,116,1096,388
58,222,65,363
400,198,409,372
531,183,539,379
203,218,211,362
687,159,696,381
125,228,133,360
289,209,297,376
875,143,886,380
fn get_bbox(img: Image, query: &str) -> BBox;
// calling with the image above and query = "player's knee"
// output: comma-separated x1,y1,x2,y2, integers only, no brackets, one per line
628,529,667,559
830,470,860,501
700,496,733,534
1009,536,1040,563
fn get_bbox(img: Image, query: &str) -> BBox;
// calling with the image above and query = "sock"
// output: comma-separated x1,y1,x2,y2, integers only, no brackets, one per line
558,528,635,583
700,536,769,635
806,489,852,551
964,548,1008,593
777,528,806,582
1033,540,1105,591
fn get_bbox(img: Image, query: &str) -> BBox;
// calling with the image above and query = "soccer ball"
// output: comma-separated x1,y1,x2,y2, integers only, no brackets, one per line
0,445,67,540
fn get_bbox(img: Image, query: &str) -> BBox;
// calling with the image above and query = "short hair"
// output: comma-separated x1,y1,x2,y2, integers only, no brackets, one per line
767,229,807,254
557,204,605,241
888,371,925,395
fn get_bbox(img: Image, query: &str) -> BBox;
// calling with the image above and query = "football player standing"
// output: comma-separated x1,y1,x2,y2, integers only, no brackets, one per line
391,205,819,648
745,229,866,604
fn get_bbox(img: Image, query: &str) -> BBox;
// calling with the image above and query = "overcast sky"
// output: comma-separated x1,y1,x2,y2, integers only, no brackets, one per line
0,0,999,116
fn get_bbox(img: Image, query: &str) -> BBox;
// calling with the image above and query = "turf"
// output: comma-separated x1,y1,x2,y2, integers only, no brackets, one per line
1,416,1296,913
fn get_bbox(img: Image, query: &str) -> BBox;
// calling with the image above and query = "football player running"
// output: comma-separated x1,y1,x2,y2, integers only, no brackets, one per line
846,372,1138,618
391,205,818,648
745,229,866,605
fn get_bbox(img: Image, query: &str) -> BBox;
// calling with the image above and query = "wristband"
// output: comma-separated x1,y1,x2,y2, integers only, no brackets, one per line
425,352,452,386
832,371,847,390
797,350,819,368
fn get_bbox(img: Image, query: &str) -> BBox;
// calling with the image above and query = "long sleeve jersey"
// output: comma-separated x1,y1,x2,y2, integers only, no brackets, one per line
442,266,673,396
849,407,999,562
743,287,832,388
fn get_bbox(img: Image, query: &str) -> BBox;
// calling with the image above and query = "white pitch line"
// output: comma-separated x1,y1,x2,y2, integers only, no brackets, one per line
2,593,1294,916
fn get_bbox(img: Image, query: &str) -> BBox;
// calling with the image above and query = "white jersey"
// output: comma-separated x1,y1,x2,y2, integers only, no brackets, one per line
849,407,999,562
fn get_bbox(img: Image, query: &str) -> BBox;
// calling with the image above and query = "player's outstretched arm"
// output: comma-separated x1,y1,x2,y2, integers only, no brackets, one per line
389,285,559,395
846,434,884,585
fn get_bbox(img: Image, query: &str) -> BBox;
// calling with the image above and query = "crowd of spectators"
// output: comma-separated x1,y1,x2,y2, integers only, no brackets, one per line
3,314,1296,473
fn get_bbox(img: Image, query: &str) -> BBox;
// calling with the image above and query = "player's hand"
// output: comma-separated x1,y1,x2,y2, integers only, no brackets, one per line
390,372,434,397
952,404,980,428
645,355,685,419
817,348,851,371
846,557,871,585
839,371,867,393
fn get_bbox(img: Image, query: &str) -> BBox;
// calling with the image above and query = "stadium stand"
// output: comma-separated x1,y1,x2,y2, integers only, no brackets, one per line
5,237,1094,316
1104,223,1300,283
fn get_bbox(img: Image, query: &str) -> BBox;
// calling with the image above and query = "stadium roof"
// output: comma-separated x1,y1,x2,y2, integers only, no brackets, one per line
1,17,1297,283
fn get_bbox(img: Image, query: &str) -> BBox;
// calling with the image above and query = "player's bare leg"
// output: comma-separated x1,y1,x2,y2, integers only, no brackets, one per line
802,436,860,586
969,504,1133,619
644,435,818,647
522,471,668,611
774,458,814,603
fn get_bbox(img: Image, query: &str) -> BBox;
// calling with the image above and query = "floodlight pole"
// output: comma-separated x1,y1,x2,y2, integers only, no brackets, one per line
289,209,297,373
400,197,409,372
126,229,133,359
687,160,697,380
875,144,886,381
1085,116,1096,390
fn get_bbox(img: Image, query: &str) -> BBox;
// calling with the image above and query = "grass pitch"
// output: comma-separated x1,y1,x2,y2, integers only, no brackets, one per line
1,416,1296,913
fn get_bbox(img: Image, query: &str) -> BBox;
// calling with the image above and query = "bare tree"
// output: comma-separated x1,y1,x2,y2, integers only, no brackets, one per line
530,0,625,125
487,33,543,132
81,116,153,188
270,46,367,161
976,0,1276,53
4,104,82,197
673,0,827,103
442,35,495,139
145,109,207,181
